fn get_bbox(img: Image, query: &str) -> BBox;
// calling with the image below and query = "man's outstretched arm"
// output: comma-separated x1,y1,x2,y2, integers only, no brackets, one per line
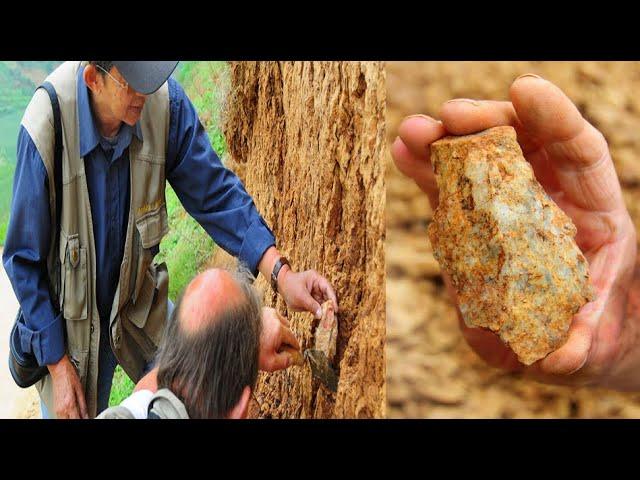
165,78,337,319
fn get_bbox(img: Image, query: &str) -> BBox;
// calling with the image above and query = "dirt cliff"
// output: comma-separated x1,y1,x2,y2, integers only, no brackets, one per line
221,61,386,418
387,61,640,418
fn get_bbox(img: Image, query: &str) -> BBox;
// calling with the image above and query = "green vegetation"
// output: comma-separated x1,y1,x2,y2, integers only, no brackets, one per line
0,110,24,165
0,154,15,245
0,62,61,245
108,61,230,408
0,61,61,115
109,367,136,408
175,61,229,155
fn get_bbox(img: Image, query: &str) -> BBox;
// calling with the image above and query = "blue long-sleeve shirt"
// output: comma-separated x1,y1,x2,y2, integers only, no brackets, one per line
2,66,276,366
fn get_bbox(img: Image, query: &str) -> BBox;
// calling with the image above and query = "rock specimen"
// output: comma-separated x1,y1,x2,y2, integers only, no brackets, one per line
314,300,338,363
428,126,595,365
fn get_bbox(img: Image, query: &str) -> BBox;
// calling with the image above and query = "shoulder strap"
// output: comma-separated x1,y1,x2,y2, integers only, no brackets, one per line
147,396,162,419
36,81,63,311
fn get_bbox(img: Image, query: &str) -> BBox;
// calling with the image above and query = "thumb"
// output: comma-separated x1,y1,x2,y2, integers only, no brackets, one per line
271,351,293,371
279,345,304,366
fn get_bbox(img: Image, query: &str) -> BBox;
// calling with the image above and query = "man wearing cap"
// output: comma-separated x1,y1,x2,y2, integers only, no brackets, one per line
2,61,338,419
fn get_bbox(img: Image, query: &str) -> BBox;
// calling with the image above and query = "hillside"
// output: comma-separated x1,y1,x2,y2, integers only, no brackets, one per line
0,61,61,245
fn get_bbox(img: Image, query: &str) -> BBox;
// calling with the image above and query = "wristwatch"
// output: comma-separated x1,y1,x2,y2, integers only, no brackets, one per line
271,256,290,293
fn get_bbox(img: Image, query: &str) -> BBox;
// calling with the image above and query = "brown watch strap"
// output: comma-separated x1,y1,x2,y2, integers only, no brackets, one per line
271,257,290,293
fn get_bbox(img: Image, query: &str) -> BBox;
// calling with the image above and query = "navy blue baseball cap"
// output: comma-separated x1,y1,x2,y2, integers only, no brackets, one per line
112,61,179,95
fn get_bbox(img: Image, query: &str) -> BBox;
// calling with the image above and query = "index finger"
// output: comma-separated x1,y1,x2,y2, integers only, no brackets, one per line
509,75,624,213
67,402,80,420
438,99,540,155
276,311,290,327
75,383,89,419
280,325,301,352
316,276,338,312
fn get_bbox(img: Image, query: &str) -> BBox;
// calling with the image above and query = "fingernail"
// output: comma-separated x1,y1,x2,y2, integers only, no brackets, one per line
445,98,481,106
515,73,543,81
405,113,437,122
316,308,322,319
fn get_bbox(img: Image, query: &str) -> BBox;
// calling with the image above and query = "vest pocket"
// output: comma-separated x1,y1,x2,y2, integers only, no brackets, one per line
123,262,169,362
62,234,88,321
132,206,168,304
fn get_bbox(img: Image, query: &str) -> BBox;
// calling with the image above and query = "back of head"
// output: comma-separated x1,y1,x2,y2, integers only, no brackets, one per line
155,267,262,418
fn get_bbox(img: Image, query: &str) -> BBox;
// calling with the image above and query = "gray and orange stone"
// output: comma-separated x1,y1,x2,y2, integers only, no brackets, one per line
428,126,595,365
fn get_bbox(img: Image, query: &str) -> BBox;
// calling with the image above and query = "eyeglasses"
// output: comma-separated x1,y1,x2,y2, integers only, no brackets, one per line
95,64,129,91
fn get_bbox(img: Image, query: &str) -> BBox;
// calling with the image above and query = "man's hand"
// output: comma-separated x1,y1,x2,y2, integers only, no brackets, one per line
391,74,638,390
278,268,338,319
47,354,89,419
259,307,302,372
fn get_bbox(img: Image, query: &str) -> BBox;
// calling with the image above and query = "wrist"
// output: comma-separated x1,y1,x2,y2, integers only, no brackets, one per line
277,264,292,294
47,354,69,377
271,256,291,293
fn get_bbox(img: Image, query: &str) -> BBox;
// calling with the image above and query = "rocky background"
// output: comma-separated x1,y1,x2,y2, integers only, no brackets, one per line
386,61,640,418
221,62,386,418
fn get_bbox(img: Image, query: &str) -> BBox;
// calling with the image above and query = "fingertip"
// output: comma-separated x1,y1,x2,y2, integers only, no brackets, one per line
398,114,440,140
510,72,546,93
438,100,481,135
391,136,404,157
391,136,421,177
510,75,583,141
390,137,416,174
397,114,446,156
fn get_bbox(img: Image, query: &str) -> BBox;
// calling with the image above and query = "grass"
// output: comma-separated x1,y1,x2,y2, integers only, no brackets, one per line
0,110,24,160
108,61,230,408
0,154,15,246
0,61,61,246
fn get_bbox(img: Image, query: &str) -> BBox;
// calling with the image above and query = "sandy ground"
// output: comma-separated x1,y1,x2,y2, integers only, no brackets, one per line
0,248,41,419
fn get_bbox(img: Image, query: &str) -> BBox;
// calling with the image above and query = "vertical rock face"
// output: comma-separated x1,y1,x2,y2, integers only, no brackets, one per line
223,62,386,418
428,126,595,365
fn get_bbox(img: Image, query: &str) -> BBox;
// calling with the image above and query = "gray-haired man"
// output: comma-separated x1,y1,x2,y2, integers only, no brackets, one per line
98,267,299,419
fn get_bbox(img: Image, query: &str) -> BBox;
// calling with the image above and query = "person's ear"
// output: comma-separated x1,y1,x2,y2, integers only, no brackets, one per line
83,64,101,93
227,386,251,419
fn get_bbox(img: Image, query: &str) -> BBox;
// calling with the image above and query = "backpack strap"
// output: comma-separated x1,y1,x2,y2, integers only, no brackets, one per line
147,396,161,419
36,81,63,310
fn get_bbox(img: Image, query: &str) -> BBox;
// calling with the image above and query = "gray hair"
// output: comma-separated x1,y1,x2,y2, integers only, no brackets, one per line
156,267,262,419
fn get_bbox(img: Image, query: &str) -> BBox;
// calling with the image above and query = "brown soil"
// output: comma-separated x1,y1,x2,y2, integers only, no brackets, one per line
386,61,640,418
219,62,386,418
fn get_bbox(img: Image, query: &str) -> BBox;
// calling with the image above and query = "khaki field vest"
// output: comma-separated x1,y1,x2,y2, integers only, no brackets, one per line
21,61,171,418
